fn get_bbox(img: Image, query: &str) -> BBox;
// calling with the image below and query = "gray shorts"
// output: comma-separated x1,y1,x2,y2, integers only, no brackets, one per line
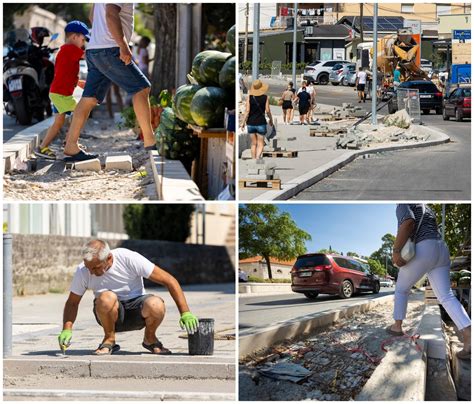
93,293,162,332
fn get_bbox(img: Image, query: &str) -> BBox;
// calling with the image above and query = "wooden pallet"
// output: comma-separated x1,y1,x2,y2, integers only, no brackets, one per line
239,178,281,190
262,151,298,158
310,131,334,137
425,287,439,304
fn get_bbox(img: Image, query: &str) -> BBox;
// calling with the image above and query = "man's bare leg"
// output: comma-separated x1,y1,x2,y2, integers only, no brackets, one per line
94,291,119,354
64,97,98,156
141,296,167,353
132,87,155,148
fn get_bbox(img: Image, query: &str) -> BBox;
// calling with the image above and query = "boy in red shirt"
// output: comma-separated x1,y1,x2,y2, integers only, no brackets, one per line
35,21,90,160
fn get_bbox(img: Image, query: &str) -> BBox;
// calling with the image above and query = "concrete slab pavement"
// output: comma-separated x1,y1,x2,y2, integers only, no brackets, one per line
4,283,236,400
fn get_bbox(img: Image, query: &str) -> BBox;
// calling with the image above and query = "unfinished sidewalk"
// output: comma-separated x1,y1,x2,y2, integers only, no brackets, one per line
3,283,236,401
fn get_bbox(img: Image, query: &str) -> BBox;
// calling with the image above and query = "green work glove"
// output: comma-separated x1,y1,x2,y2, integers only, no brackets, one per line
58,329,72,350
179,312,199,335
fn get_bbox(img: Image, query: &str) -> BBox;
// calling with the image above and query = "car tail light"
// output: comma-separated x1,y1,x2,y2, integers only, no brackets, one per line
314,265,332,271
463,97,471,107
435,92,443,97
291,266,297,273
337,69,343,74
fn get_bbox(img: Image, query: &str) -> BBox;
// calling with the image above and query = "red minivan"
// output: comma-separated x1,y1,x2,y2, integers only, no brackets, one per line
291,253,380,299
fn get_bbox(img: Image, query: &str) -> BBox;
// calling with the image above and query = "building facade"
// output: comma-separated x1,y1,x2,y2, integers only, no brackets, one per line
239,256,296,280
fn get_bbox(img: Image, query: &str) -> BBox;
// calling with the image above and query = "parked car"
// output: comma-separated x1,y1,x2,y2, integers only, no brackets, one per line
303,59,350,85
380,279,394,287
291,253,380,299
342,64,357,86
329,63,354,86
442,86,471,121
387,80,443,115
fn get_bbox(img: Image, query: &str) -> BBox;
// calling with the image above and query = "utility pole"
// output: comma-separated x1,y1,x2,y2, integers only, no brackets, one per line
292,3,298,86
252,3,260,80
359,3,364,42
371,3,378,125
244,3,249,63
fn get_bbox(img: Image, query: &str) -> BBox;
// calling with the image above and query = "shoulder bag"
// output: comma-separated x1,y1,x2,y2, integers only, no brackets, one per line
400,205,426,263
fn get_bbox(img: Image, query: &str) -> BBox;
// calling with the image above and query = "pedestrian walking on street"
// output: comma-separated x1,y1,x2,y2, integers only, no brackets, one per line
387,204,471,360
63,3,157,163
34,21,89,160
57,239,199,355
288,81,296,122
240,79,273,159
280,83,295,124
297,83,311,124
356,67,367,103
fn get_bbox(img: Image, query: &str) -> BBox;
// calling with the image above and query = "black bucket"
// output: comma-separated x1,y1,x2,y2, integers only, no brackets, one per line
188,318,214,355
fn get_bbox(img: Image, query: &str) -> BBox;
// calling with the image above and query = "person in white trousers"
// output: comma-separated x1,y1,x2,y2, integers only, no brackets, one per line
387,204,471,360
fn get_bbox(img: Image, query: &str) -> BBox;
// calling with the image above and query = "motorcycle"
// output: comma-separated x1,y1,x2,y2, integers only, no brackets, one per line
3,28,59,125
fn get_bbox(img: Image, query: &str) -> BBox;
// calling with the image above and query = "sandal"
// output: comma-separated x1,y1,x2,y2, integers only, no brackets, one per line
94,343,120,356
385,325,404,336
142,340,172,355
456,349,471,360
34,146,56,160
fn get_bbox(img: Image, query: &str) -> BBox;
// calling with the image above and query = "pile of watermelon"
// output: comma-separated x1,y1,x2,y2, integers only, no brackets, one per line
173,24,235,129
155,107,199,165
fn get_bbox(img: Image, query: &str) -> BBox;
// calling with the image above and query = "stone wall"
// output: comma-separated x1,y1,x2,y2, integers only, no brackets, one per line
10,234,235,296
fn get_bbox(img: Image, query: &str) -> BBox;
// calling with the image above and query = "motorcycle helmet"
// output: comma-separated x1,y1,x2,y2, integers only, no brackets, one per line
31,27,51,46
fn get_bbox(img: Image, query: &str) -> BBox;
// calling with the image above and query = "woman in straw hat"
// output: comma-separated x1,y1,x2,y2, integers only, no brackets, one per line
240,79,274,159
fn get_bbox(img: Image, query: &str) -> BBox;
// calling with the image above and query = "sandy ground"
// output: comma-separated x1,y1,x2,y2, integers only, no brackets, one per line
239,296,425,401
4,114,155,201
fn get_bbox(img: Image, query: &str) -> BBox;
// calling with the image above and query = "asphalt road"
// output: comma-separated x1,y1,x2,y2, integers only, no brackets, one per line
265,79,471,200
239,287,396,333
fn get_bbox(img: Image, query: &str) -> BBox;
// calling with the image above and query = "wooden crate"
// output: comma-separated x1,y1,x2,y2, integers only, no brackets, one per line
239,178,281,190
261,151,298,158
425,286,439,305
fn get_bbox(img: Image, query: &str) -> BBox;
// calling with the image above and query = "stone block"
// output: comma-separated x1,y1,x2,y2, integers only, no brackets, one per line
241,149,252,159
247,168,259,175
74,158,101,171
105,155,132,171
246,174,268,180
256,158,265,164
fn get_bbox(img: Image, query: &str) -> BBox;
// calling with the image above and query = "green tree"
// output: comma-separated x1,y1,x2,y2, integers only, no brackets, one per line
368,258,386,277
123,204,194,242
430,204,471,256
318,248,339,254
239,205,311,280
370,233,397,278
346,251,359,257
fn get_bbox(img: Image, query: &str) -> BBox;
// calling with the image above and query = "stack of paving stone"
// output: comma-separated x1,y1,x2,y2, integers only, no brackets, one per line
264,138,286,153
246,159,278,180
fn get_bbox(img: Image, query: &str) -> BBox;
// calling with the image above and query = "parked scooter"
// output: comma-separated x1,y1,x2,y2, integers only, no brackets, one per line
3,28,59,125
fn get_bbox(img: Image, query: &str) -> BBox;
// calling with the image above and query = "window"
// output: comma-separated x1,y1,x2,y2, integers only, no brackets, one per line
277,269,283,274
401,4,414,13
323,61,338,67
253,268,257,272
333,257,351,269
294,255,330,269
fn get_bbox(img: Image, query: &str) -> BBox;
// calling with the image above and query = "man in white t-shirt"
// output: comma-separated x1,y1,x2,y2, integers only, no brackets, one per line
63,3,157,163
356,67,367,103
57,239,198,355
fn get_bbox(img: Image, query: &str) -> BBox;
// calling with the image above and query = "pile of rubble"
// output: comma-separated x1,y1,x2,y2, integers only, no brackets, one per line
330,103,367,119
239,298,425,401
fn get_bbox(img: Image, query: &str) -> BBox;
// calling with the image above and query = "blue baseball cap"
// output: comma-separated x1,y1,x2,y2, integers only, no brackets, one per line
65,20,90,41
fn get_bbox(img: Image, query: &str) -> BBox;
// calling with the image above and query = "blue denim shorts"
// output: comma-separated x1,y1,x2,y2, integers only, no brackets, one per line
83,47,151,103
247,124,266,136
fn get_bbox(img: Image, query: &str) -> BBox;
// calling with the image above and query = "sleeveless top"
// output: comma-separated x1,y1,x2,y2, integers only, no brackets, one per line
247,95,267,126
396,204,441,244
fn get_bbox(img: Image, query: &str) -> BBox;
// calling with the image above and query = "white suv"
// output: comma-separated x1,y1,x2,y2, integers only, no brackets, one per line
304,60,351,85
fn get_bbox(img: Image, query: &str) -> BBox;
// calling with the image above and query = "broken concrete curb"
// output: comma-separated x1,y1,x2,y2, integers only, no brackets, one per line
4,358,235,380
3,117,54,174
252,125,450,201
239,294,394,359
3,389,235,401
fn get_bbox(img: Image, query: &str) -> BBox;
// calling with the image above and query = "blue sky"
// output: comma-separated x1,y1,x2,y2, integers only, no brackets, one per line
250,204,398,257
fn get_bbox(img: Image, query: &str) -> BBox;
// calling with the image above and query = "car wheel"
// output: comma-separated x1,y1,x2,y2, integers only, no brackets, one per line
339,280,354,299
442,108,450,121
342,78,347,86
455,108,463,122
435,107,442,115
422,109,430,115
372,282,380,294
318,74,329,85
304,292,319,300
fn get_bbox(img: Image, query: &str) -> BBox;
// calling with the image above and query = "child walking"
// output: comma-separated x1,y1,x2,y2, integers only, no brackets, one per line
35,21,89,159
